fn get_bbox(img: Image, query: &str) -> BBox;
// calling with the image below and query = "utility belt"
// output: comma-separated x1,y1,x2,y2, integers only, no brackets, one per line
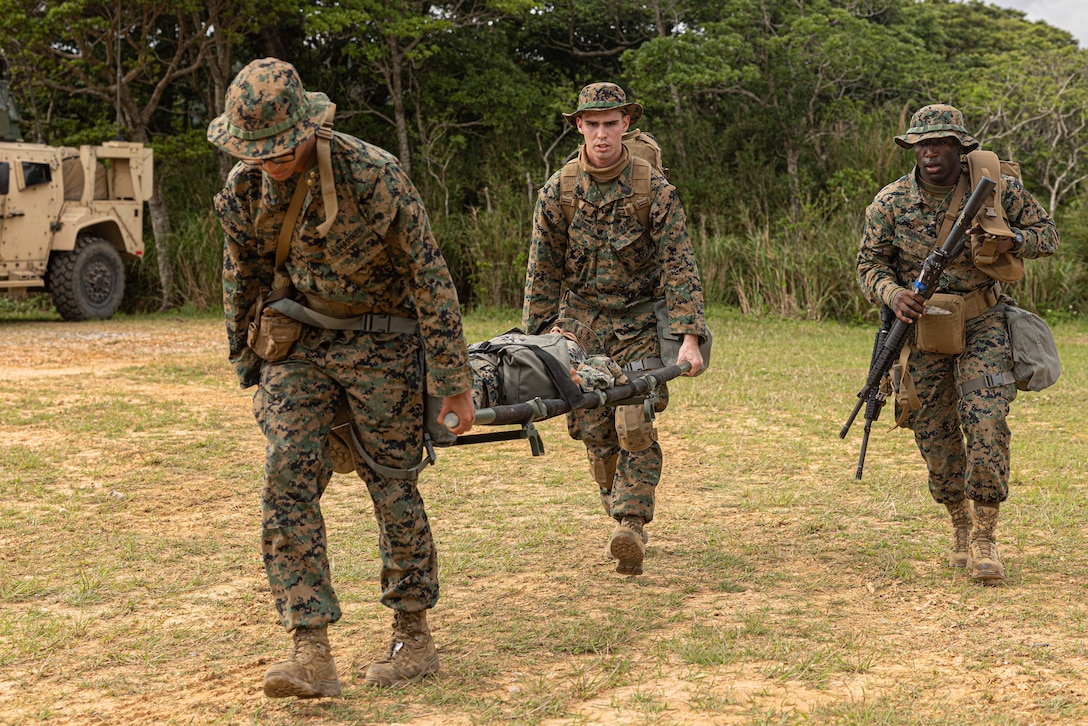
250,287,445,481
269,292,419,335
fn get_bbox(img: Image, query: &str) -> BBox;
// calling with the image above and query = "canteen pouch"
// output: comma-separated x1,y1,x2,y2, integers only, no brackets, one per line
248,284,303,363
914,293,965,355
248,304,303,362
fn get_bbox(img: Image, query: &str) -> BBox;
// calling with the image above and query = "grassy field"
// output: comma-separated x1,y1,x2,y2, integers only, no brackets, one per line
1,306,1087,725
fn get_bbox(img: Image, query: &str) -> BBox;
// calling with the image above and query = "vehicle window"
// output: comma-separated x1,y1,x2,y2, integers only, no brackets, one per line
0,161,8,195
21,161,51,188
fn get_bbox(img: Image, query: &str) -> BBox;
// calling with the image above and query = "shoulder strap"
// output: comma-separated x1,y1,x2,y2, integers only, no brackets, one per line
275,174,310,270
936,173,969,247
273,104,337,269
629,156,652,230
314,104,338,237
559,158,580,224
560,156,654,230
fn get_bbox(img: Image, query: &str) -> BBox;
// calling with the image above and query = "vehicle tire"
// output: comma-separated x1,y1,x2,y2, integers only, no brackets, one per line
47,236,126,321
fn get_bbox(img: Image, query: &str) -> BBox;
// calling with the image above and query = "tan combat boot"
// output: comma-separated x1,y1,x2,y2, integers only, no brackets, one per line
608,516,646,575
364,609,439,687
945,499,973,568
604,517,648,560
968,502,1005,584
263,625,342,699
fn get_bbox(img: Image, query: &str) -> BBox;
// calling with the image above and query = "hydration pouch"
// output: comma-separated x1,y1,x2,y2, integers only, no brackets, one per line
914,293,965,355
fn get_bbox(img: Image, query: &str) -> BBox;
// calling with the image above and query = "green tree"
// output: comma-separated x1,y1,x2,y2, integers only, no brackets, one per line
625,0,922,218
0,0,274,309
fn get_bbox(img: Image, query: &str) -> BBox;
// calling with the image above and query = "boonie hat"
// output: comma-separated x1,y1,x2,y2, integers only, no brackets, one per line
894,104,979,151
563,82,643,127
207,57,330,160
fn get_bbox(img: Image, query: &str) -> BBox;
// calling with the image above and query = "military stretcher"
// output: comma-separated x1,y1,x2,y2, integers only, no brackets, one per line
440,361,691,456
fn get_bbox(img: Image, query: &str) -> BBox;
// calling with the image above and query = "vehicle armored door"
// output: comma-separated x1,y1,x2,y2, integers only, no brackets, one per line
0,150,59,268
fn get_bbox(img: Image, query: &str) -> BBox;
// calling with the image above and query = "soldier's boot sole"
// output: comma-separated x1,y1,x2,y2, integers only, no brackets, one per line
263,670,342,699
604,526,648,560
609,527,645,575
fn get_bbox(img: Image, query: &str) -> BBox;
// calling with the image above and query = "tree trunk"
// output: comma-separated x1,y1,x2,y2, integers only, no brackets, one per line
147,178,175,311
388,35,412,178
786,142,801,220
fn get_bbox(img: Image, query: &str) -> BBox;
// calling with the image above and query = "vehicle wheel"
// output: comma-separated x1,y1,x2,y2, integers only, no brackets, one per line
46,236,125,321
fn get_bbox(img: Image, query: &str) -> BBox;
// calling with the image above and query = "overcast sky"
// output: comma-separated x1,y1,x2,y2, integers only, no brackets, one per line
985,0,1087,47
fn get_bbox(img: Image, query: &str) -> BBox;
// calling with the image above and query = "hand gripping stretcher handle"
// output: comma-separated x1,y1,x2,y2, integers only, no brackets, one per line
442,361,692,430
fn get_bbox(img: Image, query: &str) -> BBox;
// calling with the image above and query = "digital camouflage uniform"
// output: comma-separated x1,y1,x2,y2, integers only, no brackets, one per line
522,85,705,529
857,128,1057,508
213,87,471,633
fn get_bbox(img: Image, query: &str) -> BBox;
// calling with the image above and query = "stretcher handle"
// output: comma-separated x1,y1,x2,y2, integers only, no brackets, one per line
442,361,691,430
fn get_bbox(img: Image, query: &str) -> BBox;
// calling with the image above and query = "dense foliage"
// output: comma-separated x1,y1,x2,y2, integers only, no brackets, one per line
2,0,1086,321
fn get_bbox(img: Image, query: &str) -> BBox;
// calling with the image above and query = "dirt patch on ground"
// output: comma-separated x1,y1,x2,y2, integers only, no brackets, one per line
1,316,1087,725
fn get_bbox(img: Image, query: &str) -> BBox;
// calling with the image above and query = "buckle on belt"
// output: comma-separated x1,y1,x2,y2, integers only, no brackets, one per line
360,313,393,333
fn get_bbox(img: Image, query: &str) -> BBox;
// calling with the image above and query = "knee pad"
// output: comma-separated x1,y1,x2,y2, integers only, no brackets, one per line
587,451,618,487
615,403,657,452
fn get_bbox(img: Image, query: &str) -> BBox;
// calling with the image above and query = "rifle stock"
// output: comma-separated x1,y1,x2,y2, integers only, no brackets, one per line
840,176,997,475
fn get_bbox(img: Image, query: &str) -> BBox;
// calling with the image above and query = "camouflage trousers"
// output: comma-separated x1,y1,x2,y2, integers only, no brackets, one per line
899,308,1015,505
254,327,438,632
565,321,667,524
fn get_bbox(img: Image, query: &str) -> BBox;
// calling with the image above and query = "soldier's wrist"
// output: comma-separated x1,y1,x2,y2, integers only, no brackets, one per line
1010,227,1025,256
883,285,908,308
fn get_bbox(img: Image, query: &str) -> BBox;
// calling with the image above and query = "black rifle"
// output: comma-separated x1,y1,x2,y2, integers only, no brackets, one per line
840,176,997,476
850,304,895,479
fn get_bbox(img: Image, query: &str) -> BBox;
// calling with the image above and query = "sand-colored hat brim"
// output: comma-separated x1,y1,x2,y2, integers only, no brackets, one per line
207,91,330,160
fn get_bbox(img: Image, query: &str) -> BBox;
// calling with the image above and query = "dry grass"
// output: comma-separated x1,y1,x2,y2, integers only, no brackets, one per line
1,308,1088,725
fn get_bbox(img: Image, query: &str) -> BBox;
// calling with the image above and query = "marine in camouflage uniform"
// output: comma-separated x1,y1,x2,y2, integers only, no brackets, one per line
856,104,1058,584
207,58,474,696
522,82,707,576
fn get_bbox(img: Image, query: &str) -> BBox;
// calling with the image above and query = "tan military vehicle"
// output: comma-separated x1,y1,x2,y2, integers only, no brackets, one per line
0,79,153,320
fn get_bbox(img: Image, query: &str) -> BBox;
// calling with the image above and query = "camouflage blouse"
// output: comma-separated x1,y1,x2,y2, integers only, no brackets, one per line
858,166,1058,307
522,161,706,346
214,132,471,395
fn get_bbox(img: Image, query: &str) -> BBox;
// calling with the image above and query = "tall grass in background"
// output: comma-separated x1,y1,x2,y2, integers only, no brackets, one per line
432,183,532,311
136,133,1088,323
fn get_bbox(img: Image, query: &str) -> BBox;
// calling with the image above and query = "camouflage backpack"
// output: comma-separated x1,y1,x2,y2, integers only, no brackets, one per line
559,128,667,229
